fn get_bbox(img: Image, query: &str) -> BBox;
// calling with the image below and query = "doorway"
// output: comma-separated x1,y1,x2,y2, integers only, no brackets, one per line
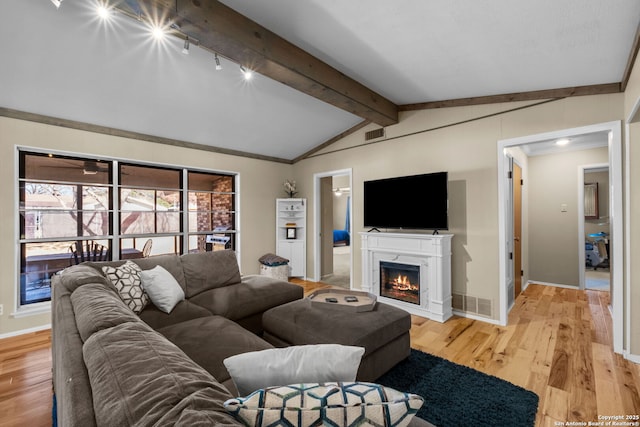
497,121,623,354
313,169,353,289
582,165,611,292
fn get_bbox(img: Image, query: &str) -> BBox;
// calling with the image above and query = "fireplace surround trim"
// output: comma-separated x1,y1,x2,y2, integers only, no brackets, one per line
360,232,453,322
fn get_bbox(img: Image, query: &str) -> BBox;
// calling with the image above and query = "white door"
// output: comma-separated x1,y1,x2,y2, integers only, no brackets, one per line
505,154,516,307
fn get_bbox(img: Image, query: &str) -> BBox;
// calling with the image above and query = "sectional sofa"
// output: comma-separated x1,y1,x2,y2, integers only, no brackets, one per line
51,249,431,426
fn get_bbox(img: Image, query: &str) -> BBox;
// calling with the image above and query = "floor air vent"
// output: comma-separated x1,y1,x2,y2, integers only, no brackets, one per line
365,128,385,141
452,293,492,318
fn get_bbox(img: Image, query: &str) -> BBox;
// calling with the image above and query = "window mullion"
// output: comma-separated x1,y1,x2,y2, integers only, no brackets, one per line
112,160,120,259
182,169,189,255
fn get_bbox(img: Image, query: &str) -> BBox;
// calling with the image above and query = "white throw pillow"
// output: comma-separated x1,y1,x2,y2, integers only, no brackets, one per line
223,344,365,396
139,265,185,313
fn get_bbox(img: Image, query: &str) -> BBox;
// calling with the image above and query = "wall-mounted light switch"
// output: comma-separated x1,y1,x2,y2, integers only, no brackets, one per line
561,204,568,212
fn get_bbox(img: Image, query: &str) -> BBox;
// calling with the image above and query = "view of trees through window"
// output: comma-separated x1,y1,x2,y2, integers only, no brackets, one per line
18,151,236,306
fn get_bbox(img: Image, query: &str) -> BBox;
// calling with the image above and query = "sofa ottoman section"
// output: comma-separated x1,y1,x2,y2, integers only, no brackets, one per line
262,299,411,381
157,316,274,395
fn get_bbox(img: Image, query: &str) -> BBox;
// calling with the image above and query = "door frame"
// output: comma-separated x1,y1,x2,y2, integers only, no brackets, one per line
512,161,523,297
497,121,623,355
313,168,353,287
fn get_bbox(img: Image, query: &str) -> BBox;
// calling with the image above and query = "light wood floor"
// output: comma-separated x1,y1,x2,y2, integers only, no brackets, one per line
294,280,640,427
1,282,639,427
0,329,52,427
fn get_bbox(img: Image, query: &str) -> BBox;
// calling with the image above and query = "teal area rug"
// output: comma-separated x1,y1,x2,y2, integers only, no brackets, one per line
377,350,539,427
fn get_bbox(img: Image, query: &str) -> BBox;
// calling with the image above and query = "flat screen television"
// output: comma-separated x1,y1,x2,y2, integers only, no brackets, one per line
364,171,448,230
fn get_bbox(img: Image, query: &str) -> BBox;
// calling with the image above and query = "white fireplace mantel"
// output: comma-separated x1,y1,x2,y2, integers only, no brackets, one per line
360,232,453,322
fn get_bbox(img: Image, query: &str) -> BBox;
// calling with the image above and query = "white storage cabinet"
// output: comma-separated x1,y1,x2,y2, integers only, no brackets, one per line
276,198,306,278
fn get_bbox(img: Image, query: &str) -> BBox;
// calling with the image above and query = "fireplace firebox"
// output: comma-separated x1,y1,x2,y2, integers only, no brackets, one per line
380,261,420,305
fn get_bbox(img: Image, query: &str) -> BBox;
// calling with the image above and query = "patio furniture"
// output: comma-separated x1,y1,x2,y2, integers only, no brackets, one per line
70,240,109,265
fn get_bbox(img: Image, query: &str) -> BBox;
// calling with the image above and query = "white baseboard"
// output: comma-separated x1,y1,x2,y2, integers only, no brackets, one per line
452,309,502,325
527,280,579,290
0,324,51,340
624,351,640,365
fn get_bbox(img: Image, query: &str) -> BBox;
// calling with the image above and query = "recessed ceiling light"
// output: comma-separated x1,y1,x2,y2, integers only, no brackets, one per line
556,138,570,146
51,0,62,9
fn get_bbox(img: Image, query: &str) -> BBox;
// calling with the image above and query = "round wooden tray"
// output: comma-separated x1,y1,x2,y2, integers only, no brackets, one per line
307,288,377,312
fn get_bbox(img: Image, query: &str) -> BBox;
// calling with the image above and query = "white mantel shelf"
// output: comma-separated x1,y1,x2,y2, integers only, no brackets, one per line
360,232,453,322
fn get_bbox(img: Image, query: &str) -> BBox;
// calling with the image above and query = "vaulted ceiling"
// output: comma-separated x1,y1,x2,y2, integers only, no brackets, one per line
1,1,639,163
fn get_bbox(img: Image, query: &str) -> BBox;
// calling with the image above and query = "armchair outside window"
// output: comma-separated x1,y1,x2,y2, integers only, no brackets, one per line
142,239,153,258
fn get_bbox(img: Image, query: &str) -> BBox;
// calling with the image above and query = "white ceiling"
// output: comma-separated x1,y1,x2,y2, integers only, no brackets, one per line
1,0,639,161
519,131,610,157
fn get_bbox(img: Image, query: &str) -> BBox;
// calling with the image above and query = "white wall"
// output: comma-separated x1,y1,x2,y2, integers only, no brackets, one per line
527,147,609,286
623,48,640,356
332,175,350,230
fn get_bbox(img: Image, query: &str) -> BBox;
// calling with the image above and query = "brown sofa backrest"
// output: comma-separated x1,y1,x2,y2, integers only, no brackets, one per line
84,254,188,293
180,250,242,298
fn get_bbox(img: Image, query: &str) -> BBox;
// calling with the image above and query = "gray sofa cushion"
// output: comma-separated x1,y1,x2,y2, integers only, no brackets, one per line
157,316,274,390
180,250,242,297
70,282,141,342
52,282,98,427
188,274,304,321
139,300,212,330
134,254,187,292
54,264,113,293
83,321,240,427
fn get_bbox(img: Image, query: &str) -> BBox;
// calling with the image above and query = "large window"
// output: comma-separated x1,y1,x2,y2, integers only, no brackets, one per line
18,150,237,307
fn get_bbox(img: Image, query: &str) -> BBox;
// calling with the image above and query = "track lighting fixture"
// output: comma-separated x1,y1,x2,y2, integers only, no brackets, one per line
240,65,252,80
52,2,260,82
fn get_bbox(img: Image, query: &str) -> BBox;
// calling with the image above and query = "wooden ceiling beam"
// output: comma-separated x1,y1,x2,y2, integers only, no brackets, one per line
119,0,398,126
399,83,621,111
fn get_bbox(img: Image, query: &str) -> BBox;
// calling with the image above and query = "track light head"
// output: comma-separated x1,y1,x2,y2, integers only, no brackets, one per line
215,54,222,71
182,37,190,54
51,0,62,9
240,65,252,80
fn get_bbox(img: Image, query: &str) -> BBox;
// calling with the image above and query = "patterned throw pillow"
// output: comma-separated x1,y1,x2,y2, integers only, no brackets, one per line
102,261,149,314
223,382,424,427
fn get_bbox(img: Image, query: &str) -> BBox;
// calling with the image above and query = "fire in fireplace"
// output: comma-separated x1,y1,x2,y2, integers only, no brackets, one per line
380,261,420,305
